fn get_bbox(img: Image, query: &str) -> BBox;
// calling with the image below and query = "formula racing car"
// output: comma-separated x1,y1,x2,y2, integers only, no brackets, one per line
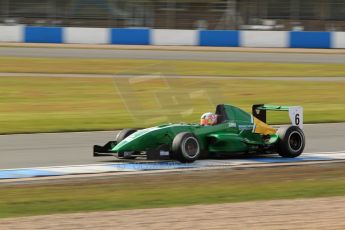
94,104,305,163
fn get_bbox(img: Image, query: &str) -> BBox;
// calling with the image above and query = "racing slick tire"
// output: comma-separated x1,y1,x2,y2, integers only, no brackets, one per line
116,129,137,143
172,132,201,163
116,129,138,159
277,126,305,158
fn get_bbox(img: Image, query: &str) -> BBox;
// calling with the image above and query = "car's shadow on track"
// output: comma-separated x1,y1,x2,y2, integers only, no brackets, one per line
96,153,279,164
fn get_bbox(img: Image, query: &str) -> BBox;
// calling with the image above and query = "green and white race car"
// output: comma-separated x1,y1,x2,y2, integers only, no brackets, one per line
94,104,305,163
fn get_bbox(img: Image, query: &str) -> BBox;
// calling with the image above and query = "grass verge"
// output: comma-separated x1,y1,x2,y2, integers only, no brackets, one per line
0,76,344,134
1,56,345,77
1,163,345,218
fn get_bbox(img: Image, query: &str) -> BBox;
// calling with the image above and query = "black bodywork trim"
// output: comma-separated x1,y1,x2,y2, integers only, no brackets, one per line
215,104,229,124
93,141,117,157
252,104,266,123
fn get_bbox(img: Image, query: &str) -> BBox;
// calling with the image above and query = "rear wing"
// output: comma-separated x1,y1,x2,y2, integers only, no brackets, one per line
252,104,303,129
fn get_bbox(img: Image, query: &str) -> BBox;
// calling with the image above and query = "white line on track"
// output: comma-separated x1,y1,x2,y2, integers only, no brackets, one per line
0,150,343,172
0,150,344,178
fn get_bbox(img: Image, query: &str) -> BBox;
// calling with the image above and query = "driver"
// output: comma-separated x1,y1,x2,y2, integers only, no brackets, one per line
200,112,217,126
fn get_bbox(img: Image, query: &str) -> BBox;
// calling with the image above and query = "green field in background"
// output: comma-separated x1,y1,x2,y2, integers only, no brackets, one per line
1,56,345,77
1,164,345,218
0,75,344,134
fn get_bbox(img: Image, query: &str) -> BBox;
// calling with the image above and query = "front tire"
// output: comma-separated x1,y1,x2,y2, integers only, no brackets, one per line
116,129,137,143
116,129,138,159
172,132,201,163
277,126,305,158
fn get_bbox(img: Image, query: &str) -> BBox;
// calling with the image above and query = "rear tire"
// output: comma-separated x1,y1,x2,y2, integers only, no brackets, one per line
115,129,138,159
172,132,200,163
277,126,305,158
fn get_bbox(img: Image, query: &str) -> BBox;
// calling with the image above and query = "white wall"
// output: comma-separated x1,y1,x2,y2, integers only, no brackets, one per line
241,31,288,48
151,29,198,46
64,27,109,44
0,25,23,42
332,32,345,48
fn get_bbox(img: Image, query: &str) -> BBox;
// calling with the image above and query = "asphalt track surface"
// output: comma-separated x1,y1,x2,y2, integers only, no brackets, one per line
0,123,344,169
0,47,344,170
1,47,345,63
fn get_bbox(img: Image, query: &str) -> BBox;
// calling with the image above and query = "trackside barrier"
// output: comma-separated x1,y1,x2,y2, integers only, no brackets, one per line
332,32,345,49
64,27,109,44
0,25,23,42
241,31,289,48
151,29,198,46
25,26,63,43
199,30,239,47
111,28,150,45
290,31,331,49
0,26,344,48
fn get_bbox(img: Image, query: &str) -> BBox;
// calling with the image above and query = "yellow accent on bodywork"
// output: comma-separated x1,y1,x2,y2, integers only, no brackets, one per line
253,117,276,135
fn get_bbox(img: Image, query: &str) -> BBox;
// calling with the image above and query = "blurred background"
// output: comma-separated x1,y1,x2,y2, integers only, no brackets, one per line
0,0,345,31
0,1,345,227
0,1,345,134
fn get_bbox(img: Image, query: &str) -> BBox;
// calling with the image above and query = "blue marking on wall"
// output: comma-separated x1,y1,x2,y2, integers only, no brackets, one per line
25,26,63,43
290,31,331,48
199,30,240,47
111,28,150,45
0,169,63,179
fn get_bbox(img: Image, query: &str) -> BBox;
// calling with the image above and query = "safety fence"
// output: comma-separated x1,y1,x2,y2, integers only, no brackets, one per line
1,25,345,48
1,0,345,31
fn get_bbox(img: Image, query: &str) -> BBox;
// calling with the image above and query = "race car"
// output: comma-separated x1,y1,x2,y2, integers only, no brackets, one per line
93,104,305,163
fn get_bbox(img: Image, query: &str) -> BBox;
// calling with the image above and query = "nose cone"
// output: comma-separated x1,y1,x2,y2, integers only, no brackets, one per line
112,124,184,152
113,135,140,152
113,128,156,152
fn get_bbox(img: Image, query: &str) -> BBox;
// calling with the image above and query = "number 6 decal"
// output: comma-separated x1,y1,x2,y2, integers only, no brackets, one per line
289,106,303,129
295,114,300,125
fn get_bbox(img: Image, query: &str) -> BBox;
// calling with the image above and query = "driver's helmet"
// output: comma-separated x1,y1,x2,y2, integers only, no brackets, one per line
200,112,217,126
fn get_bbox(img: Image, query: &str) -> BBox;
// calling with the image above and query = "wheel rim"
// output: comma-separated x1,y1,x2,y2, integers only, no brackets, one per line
182,137,199,158
288,131,303,152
